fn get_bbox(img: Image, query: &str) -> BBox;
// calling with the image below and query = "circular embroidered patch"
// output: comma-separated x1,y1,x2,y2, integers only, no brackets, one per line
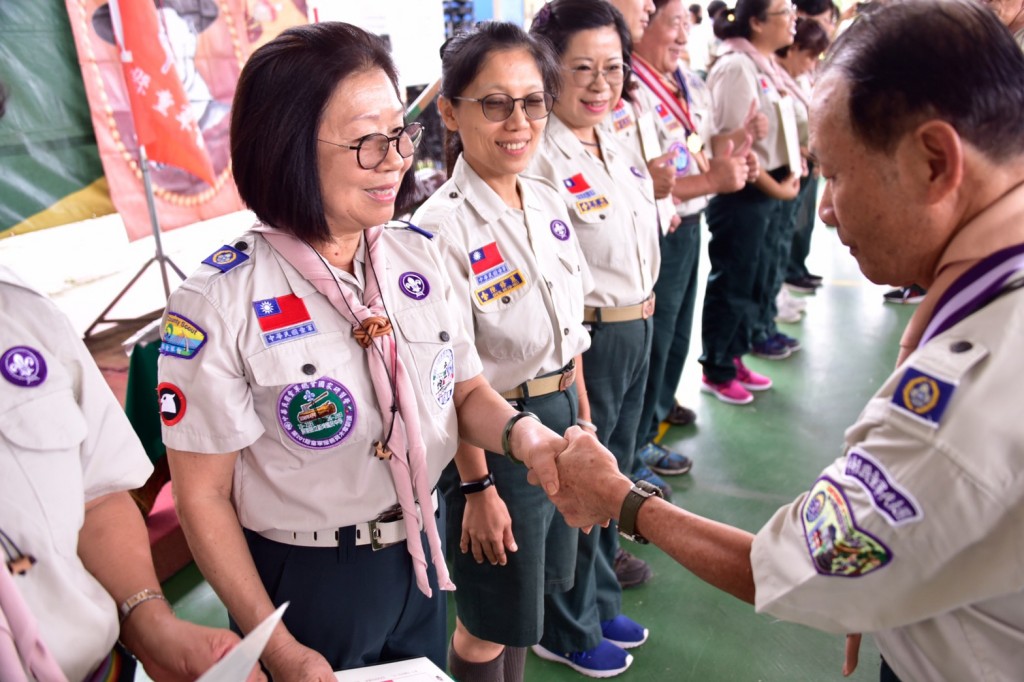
669,140,692,176
550,219,570,241
629,166,645,179
1,346,48,387
431,347,456,407
278,378,357,449
157,383,186,426
903,376,940,414
399,271,430,300
211,249,237,265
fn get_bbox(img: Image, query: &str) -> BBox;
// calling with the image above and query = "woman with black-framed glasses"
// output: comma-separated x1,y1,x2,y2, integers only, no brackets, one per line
412,21,594,682
159,21,573,678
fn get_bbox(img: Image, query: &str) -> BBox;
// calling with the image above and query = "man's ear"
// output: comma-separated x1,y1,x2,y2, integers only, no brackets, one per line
901,120,963,205
437,96,459,133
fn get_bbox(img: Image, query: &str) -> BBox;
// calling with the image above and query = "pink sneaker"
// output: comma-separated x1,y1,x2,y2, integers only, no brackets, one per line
701,375,754,405
733,358,773,391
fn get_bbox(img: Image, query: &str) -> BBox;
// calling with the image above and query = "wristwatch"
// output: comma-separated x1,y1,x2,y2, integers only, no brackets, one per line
460,472,495,495
618,480,664,544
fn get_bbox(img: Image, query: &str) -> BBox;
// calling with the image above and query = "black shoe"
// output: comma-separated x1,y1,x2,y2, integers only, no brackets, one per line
665,402,697,426
614,548,653,589
784,276,822,293
806,273,824,284
883,284,926,304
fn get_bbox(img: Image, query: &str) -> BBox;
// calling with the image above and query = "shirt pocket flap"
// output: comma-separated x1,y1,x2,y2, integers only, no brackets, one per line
248,331,352,387
0,389,88,451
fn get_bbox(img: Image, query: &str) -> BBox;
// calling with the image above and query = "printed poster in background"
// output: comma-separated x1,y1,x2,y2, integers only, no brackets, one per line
65,0,249,241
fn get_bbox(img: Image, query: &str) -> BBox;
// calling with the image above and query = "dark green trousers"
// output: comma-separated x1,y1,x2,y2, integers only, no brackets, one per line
785,168,819,281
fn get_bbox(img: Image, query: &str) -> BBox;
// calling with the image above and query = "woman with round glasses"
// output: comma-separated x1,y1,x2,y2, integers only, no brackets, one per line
412,21,594,682
158,22,569,678
527,0,657,676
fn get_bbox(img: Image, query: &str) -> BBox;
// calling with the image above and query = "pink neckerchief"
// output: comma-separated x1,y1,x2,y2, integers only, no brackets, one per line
258,226,454,598
0,564,67,681
719,37,789,95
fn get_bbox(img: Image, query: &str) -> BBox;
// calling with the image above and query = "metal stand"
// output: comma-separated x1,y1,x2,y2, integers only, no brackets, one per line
84,145,183,337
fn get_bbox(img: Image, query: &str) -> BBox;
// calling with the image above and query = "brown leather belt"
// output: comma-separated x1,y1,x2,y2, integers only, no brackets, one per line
584,294,656,323
500,360,576,400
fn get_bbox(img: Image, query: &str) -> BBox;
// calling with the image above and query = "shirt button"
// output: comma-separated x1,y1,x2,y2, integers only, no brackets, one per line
547,280,553,289
949,340,973,353
563,327,570,335
439,331,450,342
501,295,511,304
599,214,606,220
449,192,458,199
234,240,248,251
302,363,316,375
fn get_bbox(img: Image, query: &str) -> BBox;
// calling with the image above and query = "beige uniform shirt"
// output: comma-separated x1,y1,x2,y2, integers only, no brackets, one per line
158,227,482,532
530,114,660,308
752,286,1024,680
412,156,592,393
0,266,152,680
708,52,789,171
631,63,714,217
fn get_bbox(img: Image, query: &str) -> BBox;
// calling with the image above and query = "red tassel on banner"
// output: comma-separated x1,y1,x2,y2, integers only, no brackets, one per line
108,0,217,186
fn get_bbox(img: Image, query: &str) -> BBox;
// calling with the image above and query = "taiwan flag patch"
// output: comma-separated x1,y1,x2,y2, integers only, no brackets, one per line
252,294,319,346
563,174,592,195
470,242,505,275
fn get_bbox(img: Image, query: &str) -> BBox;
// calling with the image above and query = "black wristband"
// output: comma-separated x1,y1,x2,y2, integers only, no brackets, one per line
460,472,495,495
618,480,664,544
501,411,540,464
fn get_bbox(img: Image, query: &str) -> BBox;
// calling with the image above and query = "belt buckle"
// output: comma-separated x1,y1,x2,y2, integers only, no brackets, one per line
369,505,403,551
642,297,655,319
559,365,576,391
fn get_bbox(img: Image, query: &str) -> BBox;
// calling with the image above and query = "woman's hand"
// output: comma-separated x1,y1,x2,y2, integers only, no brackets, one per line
263,637,336,682
461,487,517,565
743,99,769,141
647,149,678,200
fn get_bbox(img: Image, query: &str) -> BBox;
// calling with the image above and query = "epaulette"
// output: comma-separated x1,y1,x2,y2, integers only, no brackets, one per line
386,220,434,239
201,239,253,274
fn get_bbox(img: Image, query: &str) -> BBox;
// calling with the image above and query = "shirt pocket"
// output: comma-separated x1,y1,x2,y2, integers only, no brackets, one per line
0,380,88,557
247,331,370,455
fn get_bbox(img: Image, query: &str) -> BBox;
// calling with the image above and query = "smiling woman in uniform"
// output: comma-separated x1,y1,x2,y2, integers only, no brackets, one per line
157,22,570,680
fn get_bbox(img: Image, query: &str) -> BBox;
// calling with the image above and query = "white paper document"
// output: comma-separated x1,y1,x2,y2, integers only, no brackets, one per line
335,656,452,681
195,603,288,682
775,96,802,176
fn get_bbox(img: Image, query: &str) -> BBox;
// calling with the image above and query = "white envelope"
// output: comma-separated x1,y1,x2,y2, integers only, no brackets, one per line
194,603,288,682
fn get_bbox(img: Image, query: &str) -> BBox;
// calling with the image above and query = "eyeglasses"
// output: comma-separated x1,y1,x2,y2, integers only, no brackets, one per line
565,64,631,88
766,4,797,16
318,122,424,170
452,92,555,122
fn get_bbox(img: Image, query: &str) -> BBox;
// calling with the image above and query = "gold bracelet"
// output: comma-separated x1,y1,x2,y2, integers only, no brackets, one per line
118,588,169,623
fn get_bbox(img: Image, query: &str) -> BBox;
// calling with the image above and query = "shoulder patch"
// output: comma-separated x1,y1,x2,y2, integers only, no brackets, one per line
890,366,955,428
802,476,892,578
843,450,922,527
202,244,250,273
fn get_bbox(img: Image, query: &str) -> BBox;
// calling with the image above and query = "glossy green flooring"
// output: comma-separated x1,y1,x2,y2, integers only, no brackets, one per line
159,219,915,681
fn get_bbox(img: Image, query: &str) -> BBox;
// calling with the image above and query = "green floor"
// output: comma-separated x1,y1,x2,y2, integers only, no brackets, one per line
159,219,915,681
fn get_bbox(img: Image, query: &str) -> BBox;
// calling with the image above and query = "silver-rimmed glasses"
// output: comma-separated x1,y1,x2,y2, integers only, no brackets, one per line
318,121,424,170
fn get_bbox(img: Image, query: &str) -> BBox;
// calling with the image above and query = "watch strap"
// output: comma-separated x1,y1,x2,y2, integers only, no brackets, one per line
460,472,495,495
618,480,663,544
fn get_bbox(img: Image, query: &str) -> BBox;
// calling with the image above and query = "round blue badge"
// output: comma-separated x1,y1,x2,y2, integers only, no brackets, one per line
399,272,430,299
550,220,570,241
1,346,47,387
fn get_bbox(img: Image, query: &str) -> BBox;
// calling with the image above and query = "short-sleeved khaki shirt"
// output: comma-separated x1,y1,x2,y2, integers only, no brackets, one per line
158,227,482,532
412,155,591,393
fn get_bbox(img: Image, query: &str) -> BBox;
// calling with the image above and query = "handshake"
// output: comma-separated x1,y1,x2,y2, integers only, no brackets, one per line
512,420,636,529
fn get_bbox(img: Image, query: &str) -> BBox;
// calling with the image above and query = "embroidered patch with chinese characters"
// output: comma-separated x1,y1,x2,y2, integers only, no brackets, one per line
802,476,892,577
470,242,511,286
891,366,955,428
252,294,318,347
843,450,922,527
278,378,357,449
475,270,525,305
431,348,456,407
159,312,207,360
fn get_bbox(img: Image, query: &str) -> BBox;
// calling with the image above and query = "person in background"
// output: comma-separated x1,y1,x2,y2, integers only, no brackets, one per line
795,0,841,36
685,3,712,78
546,4,1024,680
775,18,831,316
527,0,657,675
699,0,800,406
0,82,260,682
159,22,567,680
628,0,754,514
411,21,591,682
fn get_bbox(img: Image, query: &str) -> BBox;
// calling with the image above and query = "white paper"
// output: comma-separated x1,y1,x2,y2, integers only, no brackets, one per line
636,111,678,235
775,96,802,176
195,603,288,682
335,656,452,681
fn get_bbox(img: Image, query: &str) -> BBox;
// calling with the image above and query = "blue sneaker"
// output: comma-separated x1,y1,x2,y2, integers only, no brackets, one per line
532,640,633,678
637,442,693,476
601,615,649,649
771,332,802,352
751,337,791,360
631,465,672,500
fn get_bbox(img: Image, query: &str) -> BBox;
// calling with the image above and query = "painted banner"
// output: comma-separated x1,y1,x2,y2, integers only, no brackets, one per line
65,0,248,241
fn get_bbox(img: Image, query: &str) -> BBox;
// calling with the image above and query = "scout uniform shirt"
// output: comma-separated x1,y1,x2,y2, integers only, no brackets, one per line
157,227,482,533
708,52,789,172
530,114,660,309
0,266,152,680
631,61,714,218
751,279,1024,678
411,155,592,393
